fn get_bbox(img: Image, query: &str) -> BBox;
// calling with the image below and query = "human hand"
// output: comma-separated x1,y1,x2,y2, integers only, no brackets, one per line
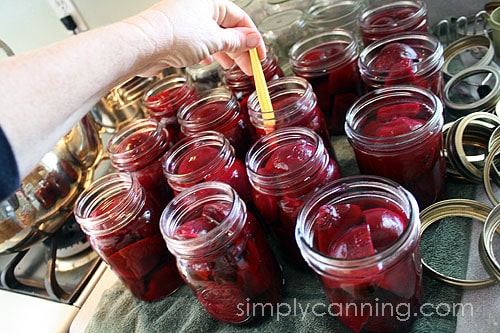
126,0,265,76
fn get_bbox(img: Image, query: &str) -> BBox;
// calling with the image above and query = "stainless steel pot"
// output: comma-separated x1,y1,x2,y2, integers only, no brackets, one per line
0,114,102,254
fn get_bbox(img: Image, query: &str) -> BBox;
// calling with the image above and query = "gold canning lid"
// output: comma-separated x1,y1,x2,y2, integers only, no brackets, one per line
480,203,500,282
444,112,500,182
483,135,500,205
420,199,497,288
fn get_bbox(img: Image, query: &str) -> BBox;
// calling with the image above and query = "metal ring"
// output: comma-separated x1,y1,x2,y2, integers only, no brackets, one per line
420,199,497,289
484,138,500,205
480,204,500,282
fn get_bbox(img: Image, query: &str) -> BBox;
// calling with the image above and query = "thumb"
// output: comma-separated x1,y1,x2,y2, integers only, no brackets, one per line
218,27,264,54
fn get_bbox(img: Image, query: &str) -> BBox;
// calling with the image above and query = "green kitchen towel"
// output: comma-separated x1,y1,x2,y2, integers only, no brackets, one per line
85,142,479,333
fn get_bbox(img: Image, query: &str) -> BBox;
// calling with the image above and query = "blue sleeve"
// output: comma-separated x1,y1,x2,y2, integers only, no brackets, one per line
0,126,20,202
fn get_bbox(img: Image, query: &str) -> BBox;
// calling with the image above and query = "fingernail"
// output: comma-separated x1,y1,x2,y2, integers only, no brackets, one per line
246,32,261,48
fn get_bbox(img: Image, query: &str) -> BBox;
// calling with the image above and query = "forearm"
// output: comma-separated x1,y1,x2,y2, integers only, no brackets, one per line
0,20,151,178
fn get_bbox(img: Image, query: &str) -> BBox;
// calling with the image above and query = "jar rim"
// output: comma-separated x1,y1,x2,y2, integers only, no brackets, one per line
358,31,443,81
160,181,246,257
344,85,443,149
295,174,420,271
358,0,427,33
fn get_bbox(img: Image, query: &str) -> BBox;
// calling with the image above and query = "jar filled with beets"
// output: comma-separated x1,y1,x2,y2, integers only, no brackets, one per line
246,76,335,158
160,181,283,325
74,173,183,302
107,118,174,207
142,73,197,143
222,51,284,118
345,85,446,208
177,87,256,161
295,175,423,333
358,31,444,97
162,130,253,205
245,127,342,265
358,0,428,47
289,28,363,135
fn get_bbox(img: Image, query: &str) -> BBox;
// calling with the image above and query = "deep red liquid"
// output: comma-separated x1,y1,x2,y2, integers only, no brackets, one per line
173,146,252,204
173,202,282,324
251,141,341,265
296,41,362,135
182,101,256,161
312,198,422,333
114,132,173,206
88,193,182,302
352,102,445,208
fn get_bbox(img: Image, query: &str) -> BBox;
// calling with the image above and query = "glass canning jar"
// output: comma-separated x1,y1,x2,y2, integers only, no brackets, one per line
289,28,363,135
162,130,253,205
160,181,283,325
358,0,428,46
177,87,256,161
74,173,183,302
246,75,335,158
107,118,174,207
295,175,423,333
358,31,444,97
142,73,197,143
305,0,366,42
222,52,284,118
258,9,310,68
245,127,342,265
345,85,446,208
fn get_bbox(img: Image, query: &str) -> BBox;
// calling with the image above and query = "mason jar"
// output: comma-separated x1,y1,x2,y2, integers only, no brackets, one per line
245,127,342,265
107,118,174,207
160,181,283,325
222,51,284,118
142,73,197,143
289,28,363,135
162,130,253,205
74,173,183,302
305,0,366,42
358,31,444,97
295,175,423,333
246,75,335,158
358,0,428,46
177,87,256,160
345,85,446,208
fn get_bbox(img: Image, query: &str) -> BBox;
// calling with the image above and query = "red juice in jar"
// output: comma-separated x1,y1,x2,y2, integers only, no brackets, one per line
289,29,363,135
177,88,256,161
296,175,423,333
222,52,284,118
246,127,341,265
142,73,197,142
345,86,446,208
162,130,253,205
107,118,174,207
74,173,183,302
246,76,335,158
358,0,428,46
358,31,444,97
160,181,283,325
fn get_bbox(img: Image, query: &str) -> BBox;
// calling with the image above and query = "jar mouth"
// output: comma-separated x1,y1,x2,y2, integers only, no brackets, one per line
344,85,443,150
289,28,358,74
358,0,427,33
142,74,194,116
258,9,305,32
160,181,245,257
295,175,420,272
162,131,234,187
306,1,364,29
245,126,328,195
74,173,144,235
107,118,170,171
177,88,240,134
358,31,443,81
247,76,316,124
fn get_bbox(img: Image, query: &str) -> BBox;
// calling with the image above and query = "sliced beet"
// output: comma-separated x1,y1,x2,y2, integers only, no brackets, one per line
328,224,375,260
376,102,421,121
362,208,406,250
375,116,426,137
